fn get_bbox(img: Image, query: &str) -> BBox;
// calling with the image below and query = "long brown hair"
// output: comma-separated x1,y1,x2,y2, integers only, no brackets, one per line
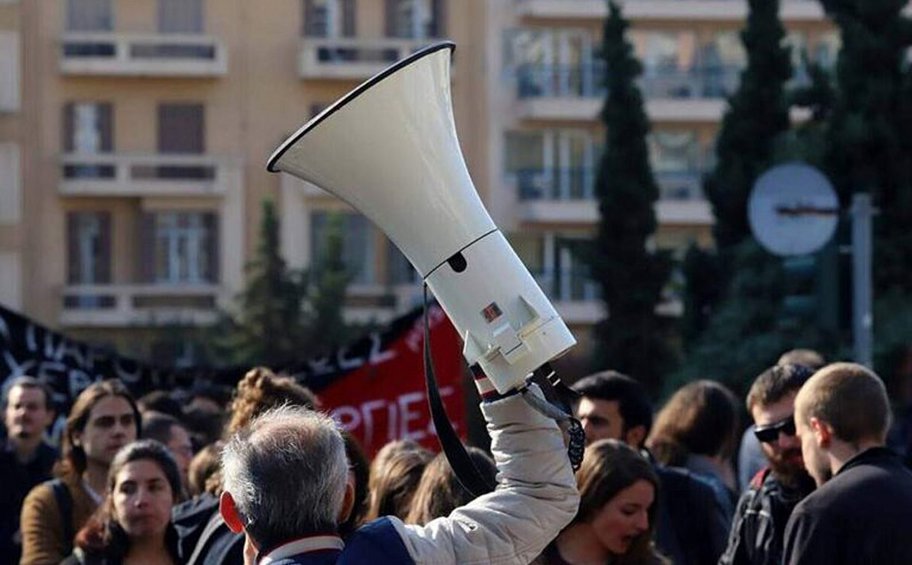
57,380,141,478
365,440,432,521
405,447,496,525
573,440,662,565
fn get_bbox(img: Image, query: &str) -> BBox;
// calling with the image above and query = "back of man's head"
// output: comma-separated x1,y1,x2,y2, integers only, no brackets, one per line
572,371,653,435
778,349,826,371
795,362,891,444
746,364,815,412
221,405,348,548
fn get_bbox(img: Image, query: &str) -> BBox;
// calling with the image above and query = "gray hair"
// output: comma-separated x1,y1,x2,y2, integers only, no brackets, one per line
221,405,348,547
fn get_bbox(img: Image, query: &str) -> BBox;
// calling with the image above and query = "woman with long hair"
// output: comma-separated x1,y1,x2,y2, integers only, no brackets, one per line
64,440,183,564
405,446,497,525
539,440,665,565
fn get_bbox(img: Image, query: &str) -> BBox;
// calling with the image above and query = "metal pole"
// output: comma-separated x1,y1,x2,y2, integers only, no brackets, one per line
851,193,873,368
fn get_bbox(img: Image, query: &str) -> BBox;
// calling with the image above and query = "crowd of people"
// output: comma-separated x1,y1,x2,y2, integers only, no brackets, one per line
2,348,912,564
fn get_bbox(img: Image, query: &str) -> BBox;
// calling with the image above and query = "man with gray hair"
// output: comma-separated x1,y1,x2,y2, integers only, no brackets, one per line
782,362,912,564
219,380,578,564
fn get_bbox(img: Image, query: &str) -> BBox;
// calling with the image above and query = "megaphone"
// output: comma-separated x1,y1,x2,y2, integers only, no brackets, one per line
267,42,575,397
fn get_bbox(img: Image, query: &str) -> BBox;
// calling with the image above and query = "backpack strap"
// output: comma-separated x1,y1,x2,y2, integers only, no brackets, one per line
50,479,75,555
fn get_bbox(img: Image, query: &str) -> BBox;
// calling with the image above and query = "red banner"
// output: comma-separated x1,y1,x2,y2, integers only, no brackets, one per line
316,305,465,457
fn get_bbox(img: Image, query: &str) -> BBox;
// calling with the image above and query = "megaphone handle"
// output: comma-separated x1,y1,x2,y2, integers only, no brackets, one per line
423,285,498,498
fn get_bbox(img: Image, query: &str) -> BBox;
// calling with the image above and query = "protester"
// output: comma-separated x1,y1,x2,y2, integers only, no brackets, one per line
738,350,827,490
783,362,912,563
537,439,665,565
63,440,183,564
339,431,370,537
171,367,323,565
137,391,184,421
219,375,578,563
572,371,729,565
647,379,740,517
720,364,816,565
20,379,141,565
365,439,432,522
404,447,496,526
142,412,195,491
186,441,223,498
0,377,58,564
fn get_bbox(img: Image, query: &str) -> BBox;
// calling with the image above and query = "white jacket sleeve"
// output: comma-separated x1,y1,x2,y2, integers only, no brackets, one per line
390,383,580,565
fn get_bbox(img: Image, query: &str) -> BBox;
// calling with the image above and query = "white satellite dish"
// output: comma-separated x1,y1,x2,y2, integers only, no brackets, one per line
748,162,839,256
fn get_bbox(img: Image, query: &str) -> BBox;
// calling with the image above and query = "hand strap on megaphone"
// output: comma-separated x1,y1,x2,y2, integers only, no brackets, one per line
422,285,497,497
422,286,586,500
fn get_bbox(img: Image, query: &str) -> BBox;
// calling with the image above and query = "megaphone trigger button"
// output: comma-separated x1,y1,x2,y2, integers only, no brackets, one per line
446,252,467,273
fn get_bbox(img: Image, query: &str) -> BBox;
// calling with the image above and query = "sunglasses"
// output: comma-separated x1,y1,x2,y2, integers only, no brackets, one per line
754,415,796,444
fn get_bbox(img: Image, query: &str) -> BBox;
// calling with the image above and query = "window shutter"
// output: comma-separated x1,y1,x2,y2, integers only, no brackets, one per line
432,0,445,38
63,103,75,153
343,0,356,37
204,213,219,283
66,212,80,284
138,213,156,283
96,212,112,283
385,0,397,37
98,103,113,152
158,104,205,154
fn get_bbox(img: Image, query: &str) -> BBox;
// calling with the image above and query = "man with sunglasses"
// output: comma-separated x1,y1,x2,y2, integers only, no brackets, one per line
720,364,816,565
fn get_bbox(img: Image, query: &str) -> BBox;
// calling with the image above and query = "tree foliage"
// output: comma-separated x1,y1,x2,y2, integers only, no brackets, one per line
211,200,352,367
586,1,676,394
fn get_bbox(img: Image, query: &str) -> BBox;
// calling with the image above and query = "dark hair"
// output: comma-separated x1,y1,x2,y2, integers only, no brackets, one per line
2,375,55,410
142,412,186,445
405,447,497,525
365,440,432,521
74,440,182,560
648,380,740,465
777,349,826,371
137,390,183,420
339,432,370,536
572,440,661,564
572,371,654,436
59,380,142,477
746,364,815,412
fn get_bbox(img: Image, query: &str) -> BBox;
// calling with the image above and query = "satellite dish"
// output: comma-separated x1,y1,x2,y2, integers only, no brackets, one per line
748,162,839,256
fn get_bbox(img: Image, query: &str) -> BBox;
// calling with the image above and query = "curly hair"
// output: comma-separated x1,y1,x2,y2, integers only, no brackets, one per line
225,367,319,436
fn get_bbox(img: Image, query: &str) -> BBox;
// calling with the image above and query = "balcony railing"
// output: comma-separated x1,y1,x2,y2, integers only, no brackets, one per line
60,283,221,327
59,32,227,76
515,167,705,202
516,63,741,100
60,153,235,197
299,36,442,79
514,0,826,22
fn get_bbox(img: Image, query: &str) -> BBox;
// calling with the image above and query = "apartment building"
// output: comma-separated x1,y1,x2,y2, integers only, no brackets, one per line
3,0,836,364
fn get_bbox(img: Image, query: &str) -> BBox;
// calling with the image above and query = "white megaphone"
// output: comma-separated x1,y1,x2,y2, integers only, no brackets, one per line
267,42,576,396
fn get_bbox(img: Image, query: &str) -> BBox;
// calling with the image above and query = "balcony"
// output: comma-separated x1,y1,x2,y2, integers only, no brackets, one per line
299,37,441,80
514,168,712,225
514,0,826,22
515,63,738,122
59,153,236,197
533,269,604,324
59,32,227,77
60,283,221,327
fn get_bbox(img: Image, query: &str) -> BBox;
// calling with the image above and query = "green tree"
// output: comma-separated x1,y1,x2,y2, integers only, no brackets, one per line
703,0,793,251
213,201,352,367
586,1,676,394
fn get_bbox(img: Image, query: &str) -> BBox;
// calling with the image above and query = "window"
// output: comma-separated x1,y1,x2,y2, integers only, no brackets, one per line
66,212,112,308
158,0,203,33
311,212,375,284
143,212,218,284
66,0,113,31
388,240,417,284
158,103,204,154
505,28,596,98
62,102,114,179
506,130,595,200
649,129,702,200
303,0,356,37
385,0,444,39
0,31,20,112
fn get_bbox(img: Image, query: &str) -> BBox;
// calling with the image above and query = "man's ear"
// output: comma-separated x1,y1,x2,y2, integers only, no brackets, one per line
220,492,246,534
809,417,832,449
624,425,647,450
337,481,355,524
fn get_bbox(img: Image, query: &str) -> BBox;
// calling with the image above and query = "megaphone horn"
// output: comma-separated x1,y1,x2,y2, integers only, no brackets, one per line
267,42,575,396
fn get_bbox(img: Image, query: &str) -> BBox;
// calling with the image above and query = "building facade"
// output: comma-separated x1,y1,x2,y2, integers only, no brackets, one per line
1,0,837,366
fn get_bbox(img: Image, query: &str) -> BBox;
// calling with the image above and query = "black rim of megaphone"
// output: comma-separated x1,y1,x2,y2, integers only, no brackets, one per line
266,41,456,173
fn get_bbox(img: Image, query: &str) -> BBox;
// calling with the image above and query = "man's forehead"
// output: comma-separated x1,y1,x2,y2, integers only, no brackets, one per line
578,397,621,416
752,391,798,424
7,385,48,405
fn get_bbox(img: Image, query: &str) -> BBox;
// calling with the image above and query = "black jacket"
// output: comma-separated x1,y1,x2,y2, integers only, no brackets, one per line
783,447,912,565
719,468,814,565
653,463,729,565
0,441,58,565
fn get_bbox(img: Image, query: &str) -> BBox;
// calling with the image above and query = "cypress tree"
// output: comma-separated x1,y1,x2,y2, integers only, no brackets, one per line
587,1,675,394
